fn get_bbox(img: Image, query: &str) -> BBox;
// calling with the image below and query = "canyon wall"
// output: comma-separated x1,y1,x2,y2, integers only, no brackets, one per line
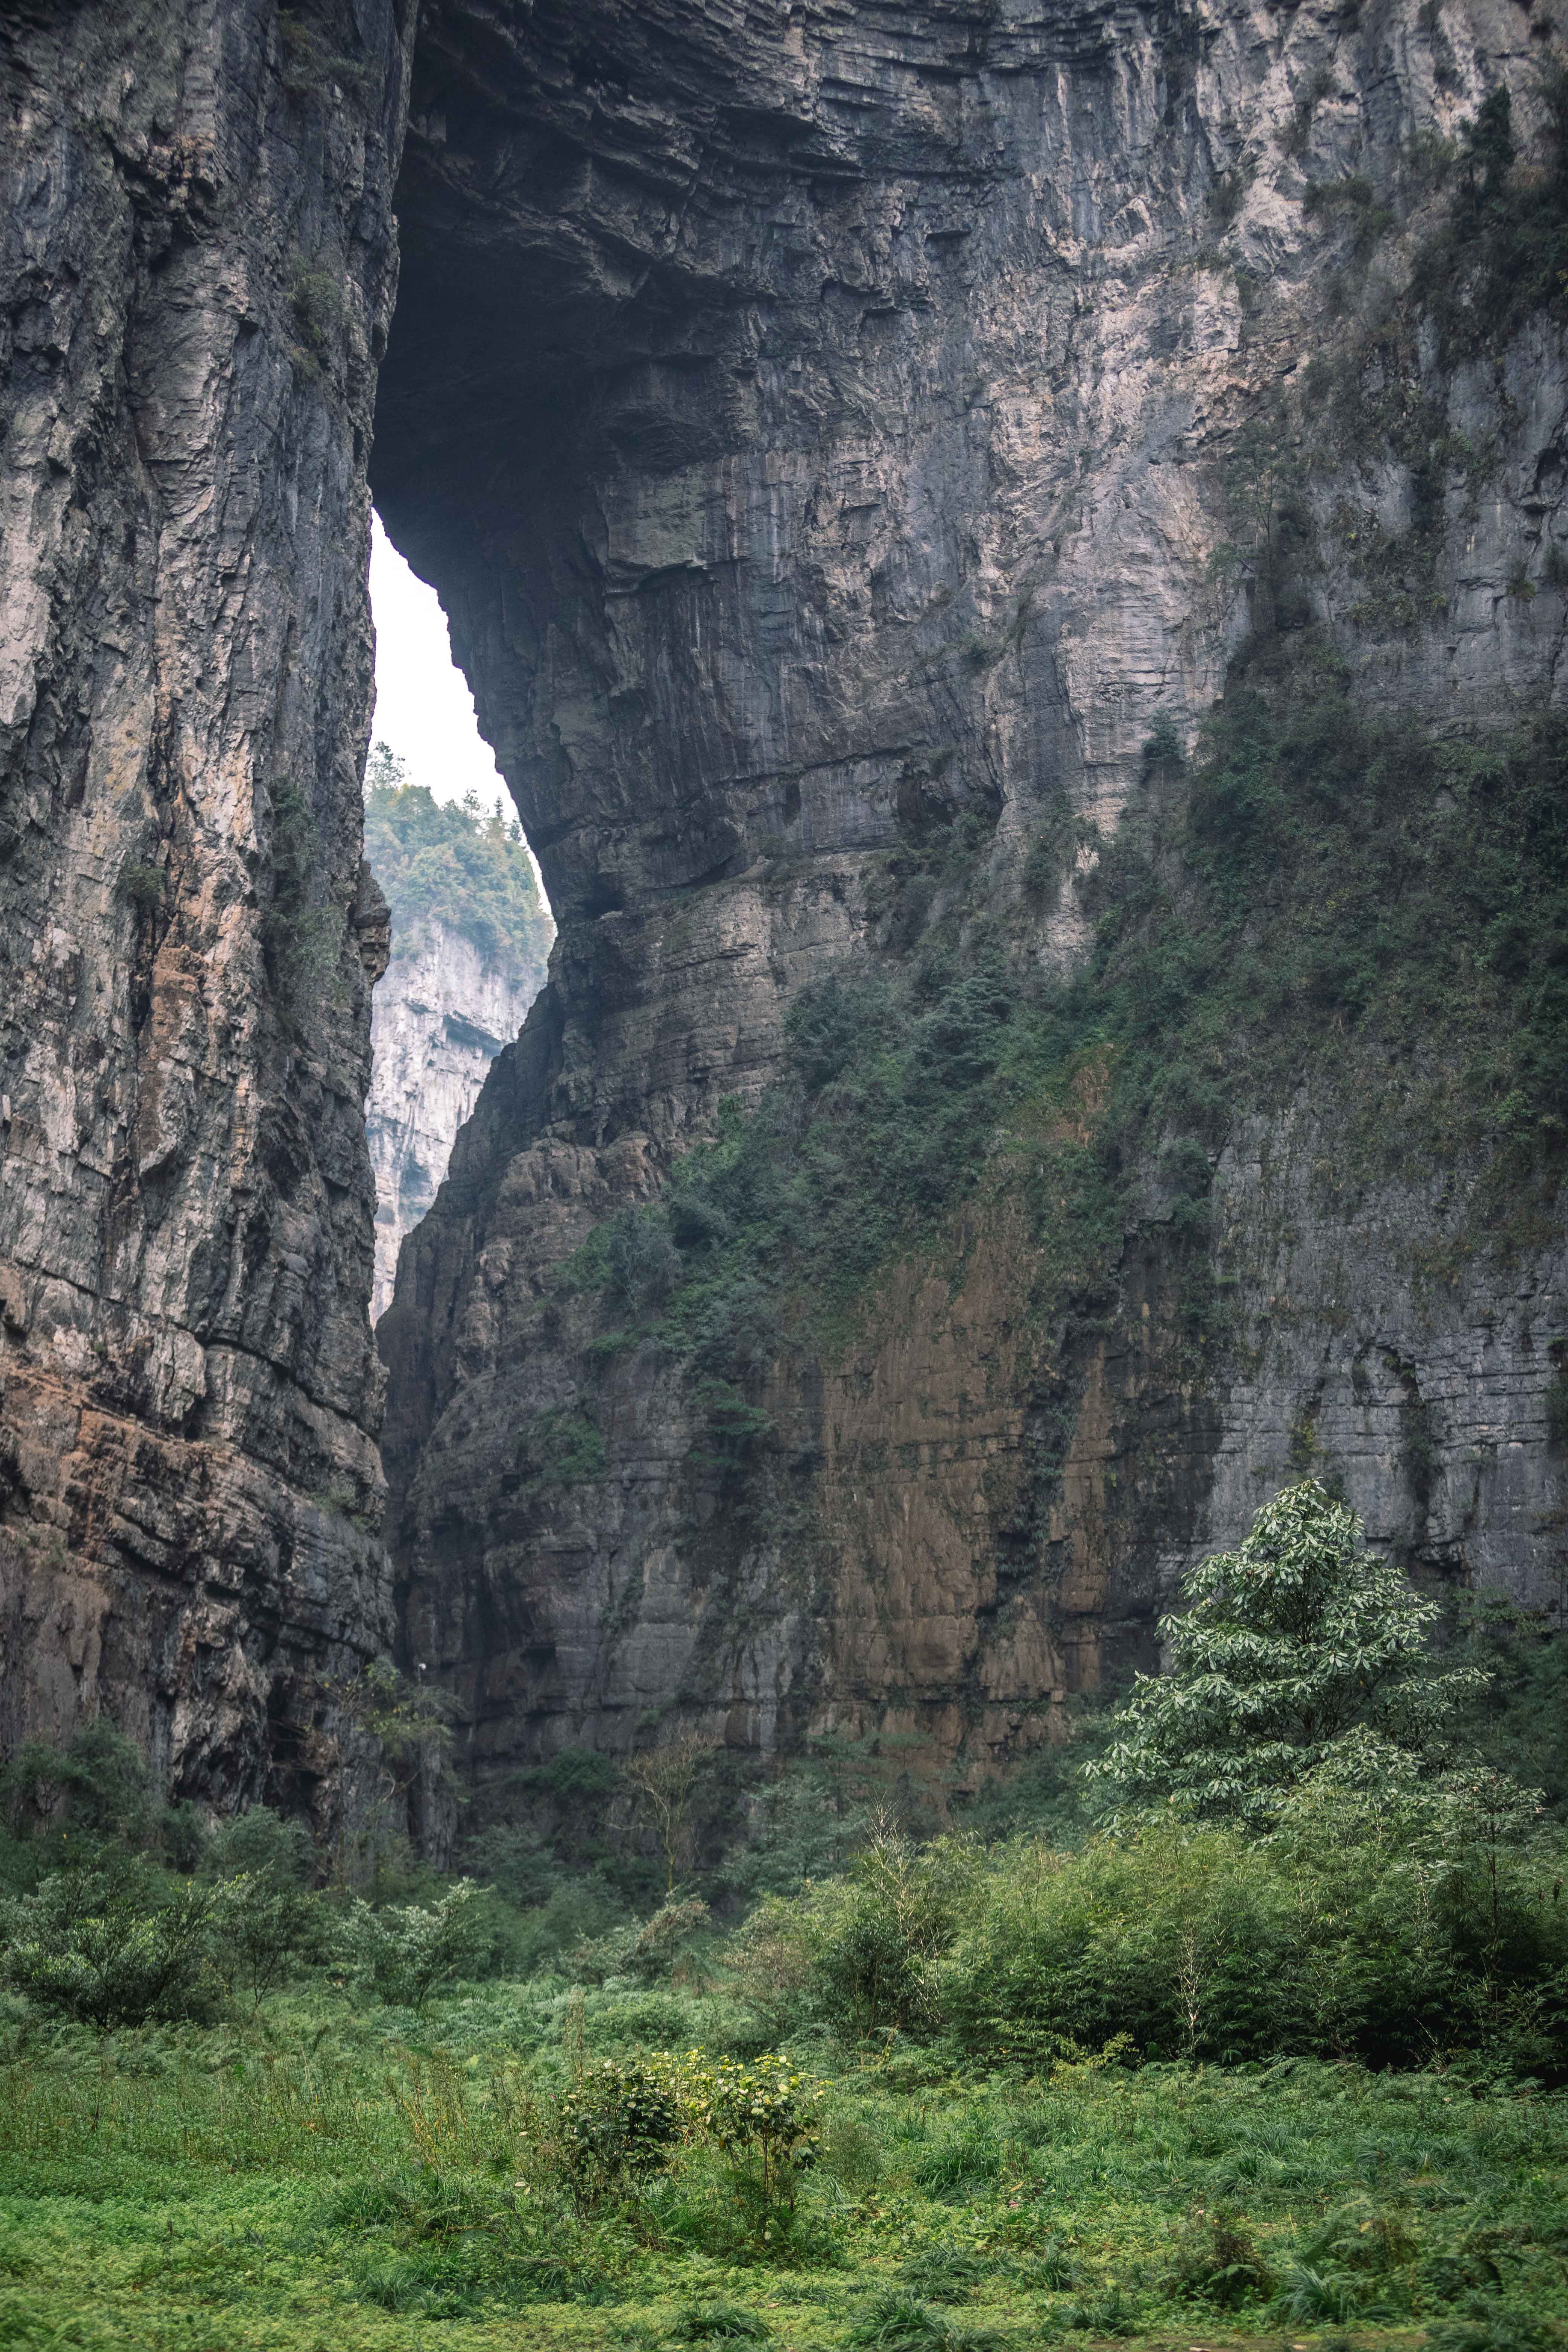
1,0,1562,1827
372,0,1567,1818
0,0,413,1821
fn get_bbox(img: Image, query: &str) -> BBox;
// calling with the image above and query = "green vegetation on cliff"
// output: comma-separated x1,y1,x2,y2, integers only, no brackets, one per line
554,654,1568,1471
1409,76,1568,361
539,74,1568,1502
362,742,552,978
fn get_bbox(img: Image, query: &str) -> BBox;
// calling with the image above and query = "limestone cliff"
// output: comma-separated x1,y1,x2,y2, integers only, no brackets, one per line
367,919,547,1322
361,768,553,1318
372,0,1568,1819
2,0,1563,1832
0,0,413,1821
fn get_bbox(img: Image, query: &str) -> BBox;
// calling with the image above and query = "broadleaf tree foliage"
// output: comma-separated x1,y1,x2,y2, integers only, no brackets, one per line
1091,1479,1490,1821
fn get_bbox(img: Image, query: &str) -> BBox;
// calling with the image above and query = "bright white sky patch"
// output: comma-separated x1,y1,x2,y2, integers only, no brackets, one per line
369,513,505,809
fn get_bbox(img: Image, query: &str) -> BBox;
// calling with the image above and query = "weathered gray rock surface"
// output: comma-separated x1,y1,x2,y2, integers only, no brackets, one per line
372,0,1567,1808
0,0,413,1820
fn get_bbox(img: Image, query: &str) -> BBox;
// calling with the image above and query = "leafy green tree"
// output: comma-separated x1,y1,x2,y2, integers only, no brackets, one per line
204,1804,314,1886
203,1809,322,2011
339,1879,484,2011
803,1825,980,2041
2,1722,153,1846
625,1734,716,1893
684,2052,825,2246
362,745,551,979
211,1874,322,2013
557,2053,683,2210
1090,1480,1489,1823
1,1867,224,2028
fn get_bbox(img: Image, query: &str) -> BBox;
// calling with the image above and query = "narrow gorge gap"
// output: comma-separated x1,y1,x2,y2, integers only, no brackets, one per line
364,516,553,1323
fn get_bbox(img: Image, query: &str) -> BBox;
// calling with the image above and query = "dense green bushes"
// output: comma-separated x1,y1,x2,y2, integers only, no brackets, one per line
0,1753,499,2030
736,1795,1568,2077
0,1484,1559,2077
0,1720,203,1880
1,1867,227,2030
718,1491,1566,2080
2,1522,1559,2072
0,1649,1562,2341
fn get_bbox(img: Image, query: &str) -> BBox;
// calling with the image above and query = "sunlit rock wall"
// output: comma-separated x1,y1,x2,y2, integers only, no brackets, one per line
367,920,545,1322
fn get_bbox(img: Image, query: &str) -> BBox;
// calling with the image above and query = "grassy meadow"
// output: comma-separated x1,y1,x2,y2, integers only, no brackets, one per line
2,1511,1563,2350
1,1979,1564,2352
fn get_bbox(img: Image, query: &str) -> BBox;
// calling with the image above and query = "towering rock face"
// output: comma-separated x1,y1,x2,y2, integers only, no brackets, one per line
2,0,1562,1827
366,919,547,1323
0,0,412,1817
374,0,1567,1809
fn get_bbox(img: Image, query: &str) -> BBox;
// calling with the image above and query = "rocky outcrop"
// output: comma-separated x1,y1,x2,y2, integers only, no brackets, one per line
367,919,545,1321
0,0,413,1821
373,0,1567,1810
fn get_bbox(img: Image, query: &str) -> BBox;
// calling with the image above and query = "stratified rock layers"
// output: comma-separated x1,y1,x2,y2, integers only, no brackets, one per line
0,1,412,1817
374,0,1566,1798
2,1,1561,1822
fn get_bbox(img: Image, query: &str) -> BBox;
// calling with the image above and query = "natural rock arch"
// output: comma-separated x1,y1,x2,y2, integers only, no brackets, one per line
0,0,1562,1829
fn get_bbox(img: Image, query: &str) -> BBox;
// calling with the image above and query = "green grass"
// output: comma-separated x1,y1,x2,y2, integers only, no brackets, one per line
0,1991,1563,2349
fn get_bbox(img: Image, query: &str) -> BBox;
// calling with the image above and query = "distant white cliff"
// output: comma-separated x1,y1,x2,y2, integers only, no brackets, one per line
363,754,552,1321
366,923,544,1320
